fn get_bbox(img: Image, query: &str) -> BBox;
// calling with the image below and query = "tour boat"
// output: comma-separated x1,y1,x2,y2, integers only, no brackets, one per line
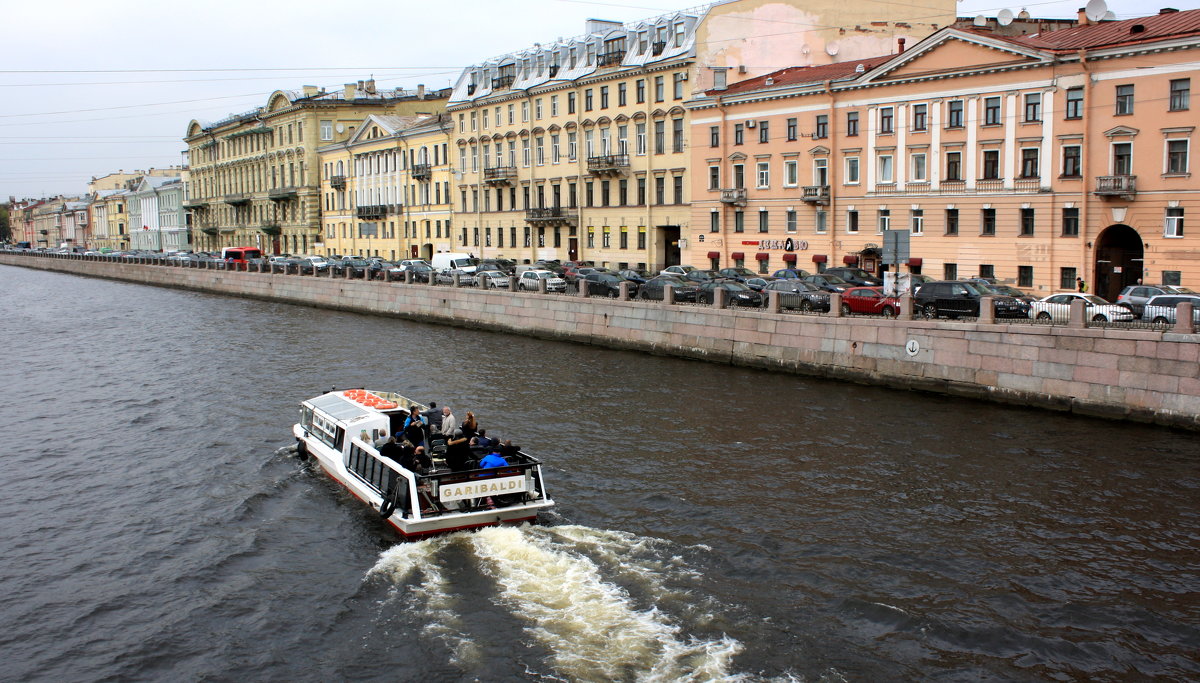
293,389,555,538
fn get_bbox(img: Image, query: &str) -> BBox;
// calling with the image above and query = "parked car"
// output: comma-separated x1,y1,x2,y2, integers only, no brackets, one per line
617,269,651,284
743,276,775,292
659,264,697,277
562,263,602,283
975,282,1037,304
772,268,811,280
697,280,764,307
583,271,638,297
1029,292,1134,323
517,269,567,292
915,280,1030,319
297,256,330,274
330,258,369,278
803,274,851,293
1142,294,1200,325
477,259,514,275
476,269,512,288
717,266,759,282
435,268,476,286
763,278,831,312
1116,284,1198,318
366,259,404,279
681,269,720,284
909,273,936,285
397,262,434,282
823,267,883,287
840,286,903,316
637,275,701,302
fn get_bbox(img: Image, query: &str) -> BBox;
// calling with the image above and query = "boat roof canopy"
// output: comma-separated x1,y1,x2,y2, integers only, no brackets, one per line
311,393,371,422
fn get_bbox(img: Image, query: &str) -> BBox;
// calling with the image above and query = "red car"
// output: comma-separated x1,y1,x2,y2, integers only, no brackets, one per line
840,286,902,317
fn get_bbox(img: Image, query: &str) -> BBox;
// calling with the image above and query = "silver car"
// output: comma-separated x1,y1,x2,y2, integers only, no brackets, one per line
1142,294,1200,325
518,269,567,292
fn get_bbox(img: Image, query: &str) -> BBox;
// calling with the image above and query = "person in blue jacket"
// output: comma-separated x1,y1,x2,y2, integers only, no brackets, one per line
478,451,507,468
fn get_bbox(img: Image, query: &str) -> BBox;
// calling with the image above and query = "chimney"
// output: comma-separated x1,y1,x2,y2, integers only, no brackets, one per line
344,83,357,99
1078,7,1090,25
417,84,426,98
898,37,906,53
303,85,318,97
1159,7,1178,13
365,78,376,94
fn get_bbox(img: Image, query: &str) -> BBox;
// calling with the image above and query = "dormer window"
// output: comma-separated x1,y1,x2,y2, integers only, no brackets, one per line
675,22,685,47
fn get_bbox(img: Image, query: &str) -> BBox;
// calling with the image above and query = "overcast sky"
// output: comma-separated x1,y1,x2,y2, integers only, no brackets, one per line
0,0,1182,200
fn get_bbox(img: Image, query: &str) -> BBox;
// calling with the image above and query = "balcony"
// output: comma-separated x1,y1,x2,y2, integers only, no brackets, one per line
939,179,966,193
356,204,386,219
492,74,515,90
525,207,577,226
975,179,1004,192
411,163,432,181
224,193,250,206
801,185,830,205
719,188,747,205
259,223,281,236
587,153,630,175
597,50,626,67
268,186,298,201
651,40,666,56
329,175,346,190
200,227,219,236
1013,178,1043,192
182,198,208,209
484,166,517,185
1095,174,1137,199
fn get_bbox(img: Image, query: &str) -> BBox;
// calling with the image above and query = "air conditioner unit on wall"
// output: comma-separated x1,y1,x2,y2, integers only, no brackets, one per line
745,120,756,128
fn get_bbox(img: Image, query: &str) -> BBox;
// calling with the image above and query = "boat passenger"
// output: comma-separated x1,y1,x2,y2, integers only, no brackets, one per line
479,452,507,468
403,407,427,447
474,428,493,451
422,402,442,430
399,445,430,474
461,411,478,438
498,439,520,459
444,429,473,471
373,429,389,448
378,437,401,462
440,406,458,437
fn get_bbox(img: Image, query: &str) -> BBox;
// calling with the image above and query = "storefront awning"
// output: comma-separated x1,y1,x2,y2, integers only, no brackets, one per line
907,257,923,267
843,254,859,265
755,252,769,261
812,254,828,263
706,251,720,259
782,253,797,262
731,251,745,260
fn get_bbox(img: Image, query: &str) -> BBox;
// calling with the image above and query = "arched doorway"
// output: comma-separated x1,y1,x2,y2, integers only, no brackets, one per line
1094,224,1144,301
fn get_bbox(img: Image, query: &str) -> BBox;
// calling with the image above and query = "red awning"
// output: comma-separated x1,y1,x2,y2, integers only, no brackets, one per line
782,253,797,262
706,251,720,259
731,251,745,260
843,254,859,265
907,257,923,267
755,252,770,261
812,254,828,263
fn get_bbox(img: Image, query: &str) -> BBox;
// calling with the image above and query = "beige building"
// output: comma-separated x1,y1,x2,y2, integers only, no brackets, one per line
689,9,1200,299
317,114,454,260
183,81,450,256
448,1,952,270
88,168,184,194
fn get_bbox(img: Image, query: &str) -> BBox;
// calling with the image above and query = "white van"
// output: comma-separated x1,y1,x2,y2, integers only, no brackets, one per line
430,252,478,274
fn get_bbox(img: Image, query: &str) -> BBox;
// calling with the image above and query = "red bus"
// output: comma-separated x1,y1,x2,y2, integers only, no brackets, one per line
221,246,262,264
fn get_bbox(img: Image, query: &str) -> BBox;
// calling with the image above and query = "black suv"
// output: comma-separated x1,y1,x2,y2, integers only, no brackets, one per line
822,267,883,287
584,271,638,298
914,280,1030,319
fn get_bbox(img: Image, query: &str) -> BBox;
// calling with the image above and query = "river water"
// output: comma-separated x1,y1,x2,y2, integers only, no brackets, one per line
0,264,1196,682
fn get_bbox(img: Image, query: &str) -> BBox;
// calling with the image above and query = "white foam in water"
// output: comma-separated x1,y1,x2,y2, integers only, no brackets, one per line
470,526,743,681
538,525,701,597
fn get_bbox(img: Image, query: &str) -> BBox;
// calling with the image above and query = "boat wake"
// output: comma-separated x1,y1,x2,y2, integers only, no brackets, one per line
367,524,744,681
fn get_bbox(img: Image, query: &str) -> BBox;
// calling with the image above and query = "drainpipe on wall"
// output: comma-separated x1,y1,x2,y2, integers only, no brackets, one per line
1078,49,1093,286
824,79,837,269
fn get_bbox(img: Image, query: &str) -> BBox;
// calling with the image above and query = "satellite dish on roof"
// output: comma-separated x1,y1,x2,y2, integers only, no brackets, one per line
1085,0,1108,22
998,9,1014,25
826,42,840,56
1102,10,1116,20
973,15,987,26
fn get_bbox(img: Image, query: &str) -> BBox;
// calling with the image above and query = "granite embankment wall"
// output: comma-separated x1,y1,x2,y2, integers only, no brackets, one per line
5,253,1200,430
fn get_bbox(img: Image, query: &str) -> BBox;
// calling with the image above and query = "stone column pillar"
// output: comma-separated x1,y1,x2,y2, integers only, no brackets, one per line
619,282,631,301
509,275,519,292
451,272,460,287
665,284,676,305
404,270,413,284
538,278,548,294
1068,299,1087,329
766,290,781,313
1173,302,1195,334
714,287,728,309
579,279,590,298
899,294,914,320
978,296,995,324
830,292,843,317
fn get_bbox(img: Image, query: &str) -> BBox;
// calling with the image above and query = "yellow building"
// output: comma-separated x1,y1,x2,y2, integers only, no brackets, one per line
183,81,450,256
317,114,454,260
88,189,131,251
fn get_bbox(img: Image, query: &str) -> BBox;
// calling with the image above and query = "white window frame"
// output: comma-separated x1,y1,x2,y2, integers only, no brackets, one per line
910,153,927,182
911,209,924,235
1165,207,1184,238
784,159,799,187
878,155,894,184
877,209,890,234
845,156,860,185
756,161,770,189
1165,138,1190,175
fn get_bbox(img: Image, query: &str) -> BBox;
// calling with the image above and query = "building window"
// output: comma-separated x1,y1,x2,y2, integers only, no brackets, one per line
1113,142,1133,175
734,124,744,145
1065,88,1083,119
911,153,927,182
599,86,608,109
654,121,665,154
1165,207,1184,237
815,210,827,233
1060,267,1077,290
673,175,683,204
1020,148,1039,178
758,256,769,274
1018,266,1033,288
786,210,797,233
710,126,719,147
758,121,769,143
879,107,894,134
847,210,859,233
910,209,923,235
846,111,859,136
982,150,1000,180
1167,139,1189,174
1062,207,1079,236
320,120,333,141
944,263,957,280
1020,208,1035,236
981,208,996,235
947,100,964,128
620,228,628,249
1163,270,1182,286
756,162,770,188
709,165,720,190
878,155,894,183
654,75,665,102
984,97,1001,125
1024,93,1042,122
733,164,744,188
673,118,685,153
912,104,927,131
636,79,645,103
784,160,798,187
787,118,797,141
1062,146,1082,177
815,115,828,139
945,208,959,235
710,211,720,233
758,210,769,233
618,83,627,106
845,157,860,184
1115,84,1134,115
979,264,995,280
734,211,744,233
1170,79,1191,111
568,92,576,114
945,151,962,181
584,89,593,111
